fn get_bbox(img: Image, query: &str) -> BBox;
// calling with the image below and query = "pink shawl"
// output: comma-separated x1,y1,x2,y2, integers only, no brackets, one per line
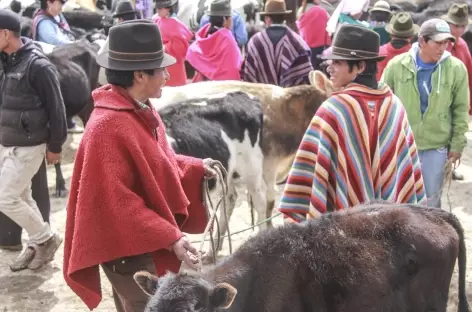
186,24,242,81
297,6,331,48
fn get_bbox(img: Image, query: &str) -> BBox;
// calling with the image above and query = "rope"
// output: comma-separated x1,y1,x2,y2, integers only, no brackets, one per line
191,211,282,244
442,158,456,212
196,160,231,268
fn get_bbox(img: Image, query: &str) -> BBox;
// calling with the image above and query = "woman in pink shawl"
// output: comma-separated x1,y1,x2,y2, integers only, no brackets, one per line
186,0,242,82
153,0,193,86
297,0,331,70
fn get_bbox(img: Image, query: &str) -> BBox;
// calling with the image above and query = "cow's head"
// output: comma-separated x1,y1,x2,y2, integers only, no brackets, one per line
134,271,238,312
309,70,334,97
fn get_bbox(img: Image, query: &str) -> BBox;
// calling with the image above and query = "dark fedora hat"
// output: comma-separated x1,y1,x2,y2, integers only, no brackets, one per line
206,0,232,17
441,3,472,26
155,0,178,9
322,24,385,61
385,12,419,38
113,0,138,18
96,20,176,71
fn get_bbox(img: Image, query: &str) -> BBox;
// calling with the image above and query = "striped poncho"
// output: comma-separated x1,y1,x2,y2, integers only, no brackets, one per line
241,25,313,87
278,83,426,222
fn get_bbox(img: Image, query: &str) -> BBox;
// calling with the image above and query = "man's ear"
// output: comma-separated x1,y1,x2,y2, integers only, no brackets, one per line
209,283,237,309
133,271,160,297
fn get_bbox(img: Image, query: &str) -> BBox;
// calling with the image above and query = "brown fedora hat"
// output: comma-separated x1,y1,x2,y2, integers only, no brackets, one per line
441,3,472,26
258,0,292,16
96,20,176,71
385,12,419,38
322,24,385,61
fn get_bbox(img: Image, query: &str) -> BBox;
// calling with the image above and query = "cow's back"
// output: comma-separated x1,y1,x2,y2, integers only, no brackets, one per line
233,203,463,311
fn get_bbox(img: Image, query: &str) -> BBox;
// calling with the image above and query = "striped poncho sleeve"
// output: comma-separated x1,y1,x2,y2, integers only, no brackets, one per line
278,85,426,222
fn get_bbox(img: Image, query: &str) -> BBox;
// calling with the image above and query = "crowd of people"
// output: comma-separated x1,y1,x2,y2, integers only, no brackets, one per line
0,0,471,311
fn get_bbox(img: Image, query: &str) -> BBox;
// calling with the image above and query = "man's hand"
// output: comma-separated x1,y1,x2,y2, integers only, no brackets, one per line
448,151,461,165
202,158,217,179
171,236,201,271
46,151,61,165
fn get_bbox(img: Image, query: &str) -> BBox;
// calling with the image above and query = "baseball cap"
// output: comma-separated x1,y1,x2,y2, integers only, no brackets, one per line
0,9,21,33
418,18,456,42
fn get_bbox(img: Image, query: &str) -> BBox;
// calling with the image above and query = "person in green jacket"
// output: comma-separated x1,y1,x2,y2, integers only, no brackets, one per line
381,18,469,209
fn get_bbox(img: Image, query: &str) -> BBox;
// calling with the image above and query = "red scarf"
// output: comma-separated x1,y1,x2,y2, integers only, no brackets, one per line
63,85,208,310
297,6,331,48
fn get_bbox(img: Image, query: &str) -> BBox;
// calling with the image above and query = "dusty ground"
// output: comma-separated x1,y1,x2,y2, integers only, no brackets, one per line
1,119,472,312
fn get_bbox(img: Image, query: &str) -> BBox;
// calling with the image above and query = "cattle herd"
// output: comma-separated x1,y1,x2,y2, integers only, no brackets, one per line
2,0,471,310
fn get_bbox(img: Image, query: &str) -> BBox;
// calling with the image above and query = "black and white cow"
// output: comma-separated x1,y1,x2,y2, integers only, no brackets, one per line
35,39,102,197
159,91,266,253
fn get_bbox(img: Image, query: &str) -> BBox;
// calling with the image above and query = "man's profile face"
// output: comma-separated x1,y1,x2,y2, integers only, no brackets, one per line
449,23,466,39
0,29,10,52
419,36,449,63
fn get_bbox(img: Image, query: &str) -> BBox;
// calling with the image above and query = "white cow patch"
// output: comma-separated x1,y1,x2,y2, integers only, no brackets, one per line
34,41,55,54
190,101,208,106
220,128,268,230
271,85,285,99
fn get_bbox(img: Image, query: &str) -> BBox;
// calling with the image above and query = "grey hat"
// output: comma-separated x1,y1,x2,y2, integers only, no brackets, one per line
0,9,21,32
206,0,232,17
419,18,455,42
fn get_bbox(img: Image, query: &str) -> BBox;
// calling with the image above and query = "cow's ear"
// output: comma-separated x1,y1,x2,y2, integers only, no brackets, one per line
309,70,334,96
209,282,237,309
133,271,160,297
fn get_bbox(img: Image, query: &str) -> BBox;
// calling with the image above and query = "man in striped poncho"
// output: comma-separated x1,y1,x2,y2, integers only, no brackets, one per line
241,0,313,87
278,24,427,222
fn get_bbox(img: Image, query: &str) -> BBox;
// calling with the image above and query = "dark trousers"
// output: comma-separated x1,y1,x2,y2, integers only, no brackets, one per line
101,253,156,312
310,46,327,71
0,160,50,246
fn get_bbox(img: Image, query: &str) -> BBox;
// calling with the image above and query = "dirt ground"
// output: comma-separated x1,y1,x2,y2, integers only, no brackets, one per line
1,119,472,312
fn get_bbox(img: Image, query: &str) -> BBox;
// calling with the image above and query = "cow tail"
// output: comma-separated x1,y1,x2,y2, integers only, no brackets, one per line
442,211,470,312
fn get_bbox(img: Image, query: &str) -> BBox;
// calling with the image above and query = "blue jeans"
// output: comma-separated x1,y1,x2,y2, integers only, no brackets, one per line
418,147,448,208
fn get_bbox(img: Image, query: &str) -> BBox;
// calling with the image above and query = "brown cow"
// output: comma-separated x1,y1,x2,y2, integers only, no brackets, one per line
151,71,333,256
134,202,470,312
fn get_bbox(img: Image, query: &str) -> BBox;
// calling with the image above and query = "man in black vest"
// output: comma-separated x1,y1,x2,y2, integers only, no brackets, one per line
0,9,67,271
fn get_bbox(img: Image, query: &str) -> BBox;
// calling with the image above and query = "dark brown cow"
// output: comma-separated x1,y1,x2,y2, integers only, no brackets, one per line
134,202,470,312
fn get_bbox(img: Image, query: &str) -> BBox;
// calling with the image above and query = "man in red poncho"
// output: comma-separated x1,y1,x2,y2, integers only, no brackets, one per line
442,2,472,181
63,19,216,312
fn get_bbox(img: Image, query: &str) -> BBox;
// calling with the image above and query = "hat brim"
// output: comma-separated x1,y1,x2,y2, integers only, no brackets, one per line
205,10,233,16
430,32,456,42
385,23,419,37
441,14,472,26
155,0,178,9
257,10,292,15
96,50,177,71
369,7,391,14
112,10,138,18
321,53,385,62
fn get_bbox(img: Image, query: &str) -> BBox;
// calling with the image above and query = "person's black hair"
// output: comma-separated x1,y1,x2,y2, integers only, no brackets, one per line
105,68,155,88
119,12,137,21
207,15,230,36
266,14,285,24
370,11,391,23
40,0,49,10
10,0,22,13
346,60,378,89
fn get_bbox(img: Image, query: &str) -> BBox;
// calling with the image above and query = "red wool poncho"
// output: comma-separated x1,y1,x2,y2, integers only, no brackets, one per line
63,85,208,310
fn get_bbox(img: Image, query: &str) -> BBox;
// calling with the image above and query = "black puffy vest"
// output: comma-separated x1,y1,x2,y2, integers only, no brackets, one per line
0,46,50,147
